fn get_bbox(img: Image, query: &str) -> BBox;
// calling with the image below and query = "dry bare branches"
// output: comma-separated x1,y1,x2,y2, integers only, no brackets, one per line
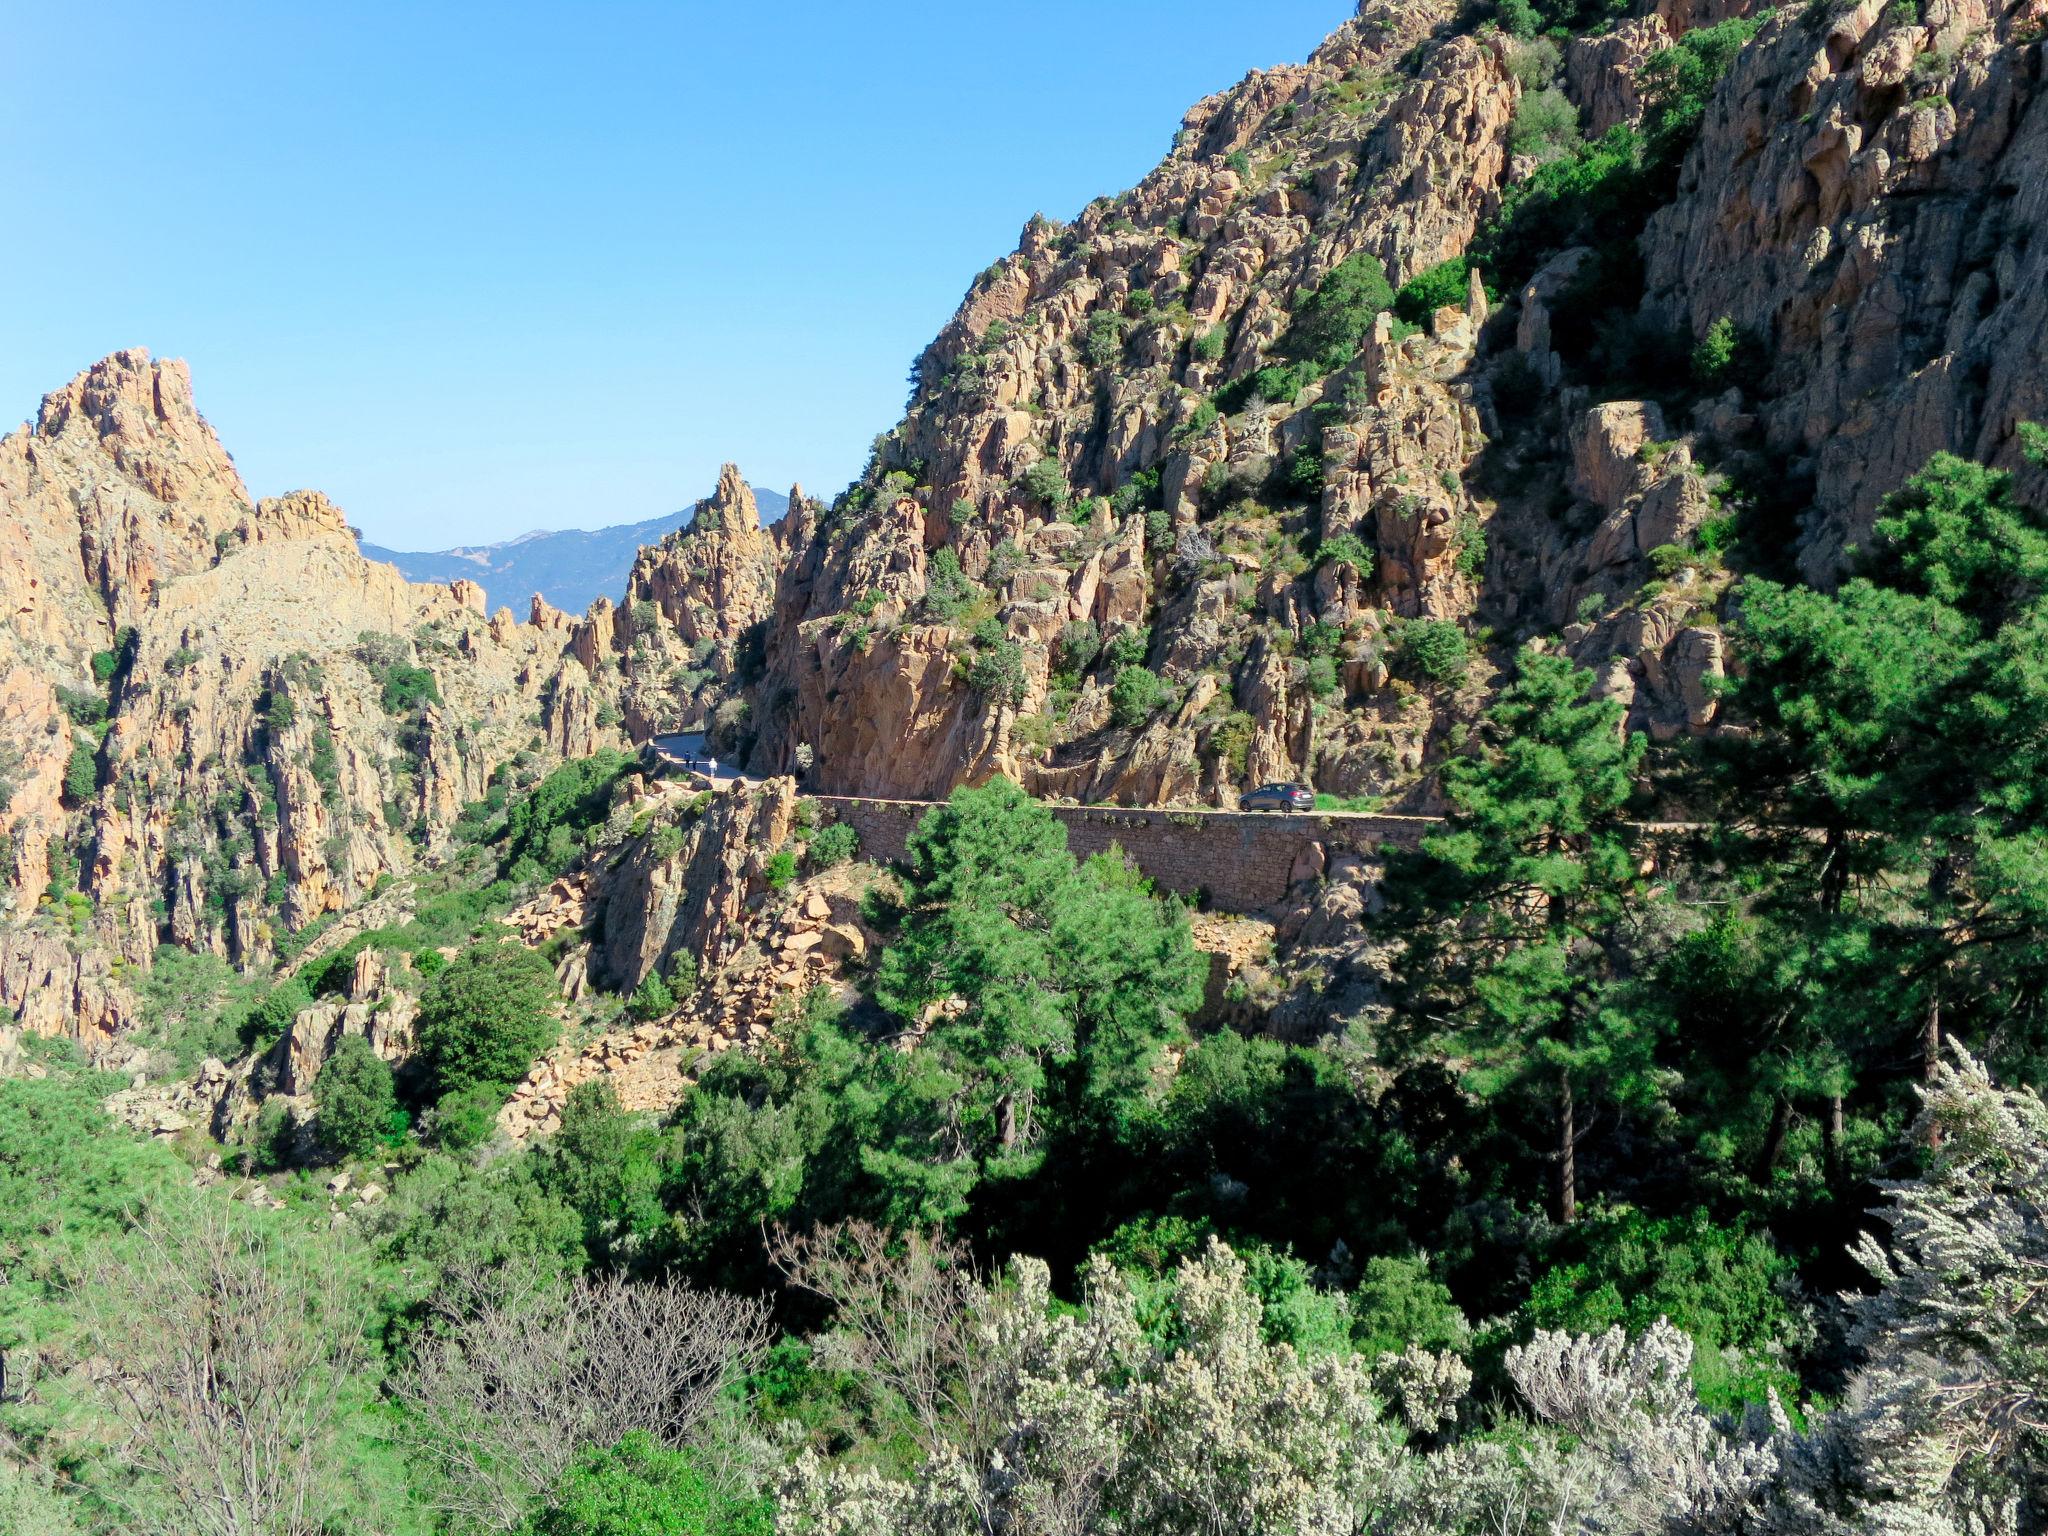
395,1263,770,1532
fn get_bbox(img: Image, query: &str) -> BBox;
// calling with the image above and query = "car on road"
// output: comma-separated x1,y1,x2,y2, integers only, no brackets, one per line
1239,782,1314,813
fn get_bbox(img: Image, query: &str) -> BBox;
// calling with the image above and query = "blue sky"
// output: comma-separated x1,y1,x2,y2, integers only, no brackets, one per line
0,1,1347,549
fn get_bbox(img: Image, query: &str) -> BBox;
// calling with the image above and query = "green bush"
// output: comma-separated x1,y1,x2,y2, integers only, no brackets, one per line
528,1432,772,1536
1394,258,1471,326
965,636,1026,707
1524,1206,1801,1409
1081,309,1128,367
1021,457,1070,512
416,941,560,1099
500,749,632,881
627,971,675,1023
1352,1254,1471,1357
1177,400,1220,442
1111,665,1166,729
426,1081,507,1153
314,1036,398,1159
1400,619,1472,685
1192,326,1228,363
1305,656,1341,698
763,850,800,891
1281,252,1395,372
1647,543,1696,577
1283,447,1326,502
1318,532,1375,576
922,547,979,623
62,739,98,805
1691,314,1766,393
1103,626,1151,671
1057,619,1102,674
1511,86,1582,158
89,648,121,684
807,822,859,870
55,685,107,725
379,663,440,714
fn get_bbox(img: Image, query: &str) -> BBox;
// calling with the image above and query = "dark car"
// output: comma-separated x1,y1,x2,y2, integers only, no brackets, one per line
1239,782,1314,813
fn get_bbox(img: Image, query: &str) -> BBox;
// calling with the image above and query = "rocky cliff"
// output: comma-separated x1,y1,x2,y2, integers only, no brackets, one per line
0,350,623,1051
719,0,2044,814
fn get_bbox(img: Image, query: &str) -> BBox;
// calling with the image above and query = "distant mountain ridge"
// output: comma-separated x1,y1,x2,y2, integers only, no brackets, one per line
359,487,789,614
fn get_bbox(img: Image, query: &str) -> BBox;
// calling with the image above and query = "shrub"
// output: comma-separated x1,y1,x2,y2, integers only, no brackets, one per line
54,685,106,726
763,850,799,891
1352,1254,1471,1357
1111,468,1162,520
1647,543,1696,578
1691,314,1766,393
379,663,440,715
63,739,98,805
1103,625,1152,671
1318,532,1374,577
1508,35,1563,90
530,1432,772,1536
1400,619,1472,685
808,822,859,870
416,942,560,1099
1641,16,1762,150
1111,666,1166,729
1057,619,1102,674
1305,655,1341,698
500,750,632,881
1524,1206,1800,1409
1280,253,1395,375
1394,258,1471,326
922,547,979,623
966,638,1027,707
1512,86,1582,158
1282,447,1326,502
985,539,1026,585
1192,326,1228,363
1497,0,1542,37
627,971,675,1023
1082,309,1128,367
1021,457,1070,512
1177,400,1220,442
314,1036,398,1159
425,1081,506,1153
1454,512,1487,580
164,646,202,676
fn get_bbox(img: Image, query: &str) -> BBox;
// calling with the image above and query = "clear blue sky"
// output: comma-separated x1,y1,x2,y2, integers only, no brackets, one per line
0,1,1348,549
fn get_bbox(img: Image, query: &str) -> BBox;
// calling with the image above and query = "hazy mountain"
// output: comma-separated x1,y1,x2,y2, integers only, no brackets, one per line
359,487,790,614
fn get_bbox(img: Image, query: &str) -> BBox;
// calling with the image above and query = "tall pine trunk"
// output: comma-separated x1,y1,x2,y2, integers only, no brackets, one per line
1923,983,1943,1149
1755,1096,1793,1185
1558,1075,1577,1225
1823,1093,1845,1183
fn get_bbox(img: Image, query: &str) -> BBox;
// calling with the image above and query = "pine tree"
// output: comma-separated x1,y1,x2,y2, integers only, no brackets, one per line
1388,646,1652,1223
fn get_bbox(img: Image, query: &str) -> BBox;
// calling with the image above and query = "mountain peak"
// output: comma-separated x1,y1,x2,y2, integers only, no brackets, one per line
30,348,250,510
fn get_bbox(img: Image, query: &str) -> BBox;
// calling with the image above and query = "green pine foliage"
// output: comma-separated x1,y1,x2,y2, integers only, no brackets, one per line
1387,648,1650,1223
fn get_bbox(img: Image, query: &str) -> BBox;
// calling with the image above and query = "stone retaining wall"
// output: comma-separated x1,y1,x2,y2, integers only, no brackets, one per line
811,795,1437,914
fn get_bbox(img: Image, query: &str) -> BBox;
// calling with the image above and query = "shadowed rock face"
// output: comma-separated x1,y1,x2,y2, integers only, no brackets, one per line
1642,0,2048,579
